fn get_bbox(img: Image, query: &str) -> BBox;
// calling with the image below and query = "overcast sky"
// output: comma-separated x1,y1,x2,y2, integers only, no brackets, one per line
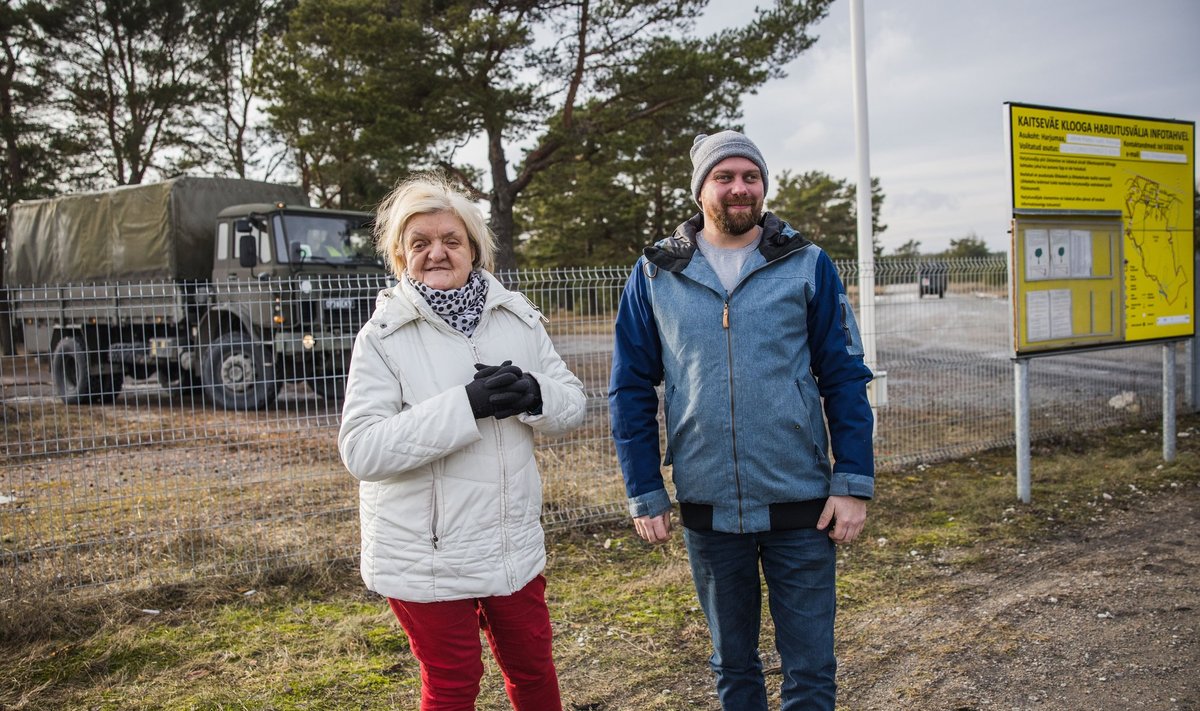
701,0,1200,255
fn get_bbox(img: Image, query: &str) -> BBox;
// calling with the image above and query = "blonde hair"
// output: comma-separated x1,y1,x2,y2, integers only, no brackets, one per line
374,172,496,276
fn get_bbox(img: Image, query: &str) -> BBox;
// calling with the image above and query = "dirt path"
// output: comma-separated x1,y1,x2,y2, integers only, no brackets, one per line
839,482,1199,711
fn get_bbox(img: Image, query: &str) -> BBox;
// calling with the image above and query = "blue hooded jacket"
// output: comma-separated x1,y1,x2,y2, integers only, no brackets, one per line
608,212,875,534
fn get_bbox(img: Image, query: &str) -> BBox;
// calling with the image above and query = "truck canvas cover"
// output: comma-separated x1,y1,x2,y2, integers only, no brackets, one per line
4,177,309,286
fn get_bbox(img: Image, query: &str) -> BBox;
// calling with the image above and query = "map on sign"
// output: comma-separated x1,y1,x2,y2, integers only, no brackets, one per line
1124,174,1190,331
1006,103,1195,354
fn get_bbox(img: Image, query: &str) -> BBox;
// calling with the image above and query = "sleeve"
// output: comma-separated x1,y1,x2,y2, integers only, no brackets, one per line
806,251,876,499
608,259,672,518
520,320,587,436
337,327,482,483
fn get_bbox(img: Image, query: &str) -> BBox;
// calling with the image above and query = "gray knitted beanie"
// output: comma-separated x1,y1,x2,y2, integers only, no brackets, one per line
689,130,769,205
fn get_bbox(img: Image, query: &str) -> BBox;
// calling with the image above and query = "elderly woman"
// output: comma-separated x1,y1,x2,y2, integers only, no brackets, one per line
338,173,585,710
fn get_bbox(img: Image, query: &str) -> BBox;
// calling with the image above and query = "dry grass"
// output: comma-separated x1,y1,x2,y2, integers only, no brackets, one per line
1,414,1197,709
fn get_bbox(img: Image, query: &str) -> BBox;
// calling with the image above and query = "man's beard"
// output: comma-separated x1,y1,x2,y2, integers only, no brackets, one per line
712,200,762,236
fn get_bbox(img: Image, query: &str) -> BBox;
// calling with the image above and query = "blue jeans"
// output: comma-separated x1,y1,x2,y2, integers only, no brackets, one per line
683,526,837,711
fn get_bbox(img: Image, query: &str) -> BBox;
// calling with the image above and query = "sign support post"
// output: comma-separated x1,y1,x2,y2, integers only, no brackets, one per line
1164,343,1177,462
1015,357,1032,503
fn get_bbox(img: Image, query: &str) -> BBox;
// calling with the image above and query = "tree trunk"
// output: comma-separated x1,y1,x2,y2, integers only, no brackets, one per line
489,190,517,272
487,129,518,271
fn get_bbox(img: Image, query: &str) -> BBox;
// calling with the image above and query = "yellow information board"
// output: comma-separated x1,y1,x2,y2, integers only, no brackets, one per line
1012,215,1122,353
1005,103,1195,355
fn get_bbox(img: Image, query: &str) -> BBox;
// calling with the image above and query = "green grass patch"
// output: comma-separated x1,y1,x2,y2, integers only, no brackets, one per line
2,415,1199,709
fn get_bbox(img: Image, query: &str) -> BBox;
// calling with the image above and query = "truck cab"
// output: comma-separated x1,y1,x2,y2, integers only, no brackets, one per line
162,203,391,410
213,203,380,281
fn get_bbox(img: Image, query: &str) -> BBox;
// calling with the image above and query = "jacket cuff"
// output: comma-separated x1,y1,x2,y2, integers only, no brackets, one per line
830,471,874,500
628,488,672,519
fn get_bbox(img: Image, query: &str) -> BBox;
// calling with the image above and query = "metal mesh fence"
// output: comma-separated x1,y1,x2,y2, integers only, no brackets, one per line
865,256,1186,468
0,258,1188,600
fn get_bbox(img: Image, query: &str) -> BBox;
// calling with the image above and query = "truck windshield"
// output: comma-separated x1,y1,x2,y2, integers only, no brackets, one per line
277,213,379,266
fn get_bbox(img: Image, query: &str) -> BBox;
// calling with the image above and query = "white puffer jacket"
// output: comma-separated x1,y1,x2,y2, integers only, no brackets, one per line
338,271,586,602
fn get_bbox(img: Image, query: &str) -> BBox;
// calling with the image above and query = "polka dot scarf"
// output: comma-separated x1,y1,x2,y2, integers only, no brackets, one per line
408,269,488,337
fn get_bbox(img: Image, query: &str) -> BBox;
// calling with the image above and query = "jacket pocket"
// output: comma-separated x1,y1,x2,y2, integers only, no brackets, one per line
662,384,676,466
793,378,826,465
838,294,865,356
429,461,442,550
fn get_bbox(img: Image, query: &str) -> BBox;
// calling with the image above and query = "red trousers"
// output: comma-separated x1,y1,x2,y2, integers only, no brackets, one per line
388,575,562,711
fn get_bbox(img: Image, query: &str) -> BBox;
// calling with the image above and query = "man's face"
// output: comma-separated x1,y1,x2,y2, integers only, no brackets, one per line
698,156,765,238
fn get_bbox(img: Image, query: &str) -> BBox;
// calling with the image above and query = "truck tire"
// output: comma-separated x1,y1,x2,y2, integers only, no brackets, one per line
201,332,279,411
51,336,124,404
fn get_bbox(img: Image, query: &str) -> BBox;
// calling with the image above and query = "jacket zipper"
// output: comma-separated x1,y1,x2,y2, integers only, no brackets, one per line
470,330,516,591
425,320,480,553
406,283,521,565
671,243,811,534
425,310,471,553
718,248,809,533
722,295,745,532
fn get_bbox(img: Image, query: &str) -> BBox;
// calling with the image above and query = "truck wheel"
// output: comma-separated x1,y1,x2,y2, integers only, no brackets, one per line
51,337,124,404
201,333,278,411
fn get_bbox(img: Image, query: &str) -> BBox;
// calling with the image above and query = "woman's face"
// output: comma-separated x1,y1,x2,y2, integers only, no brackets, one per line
403,211,475,290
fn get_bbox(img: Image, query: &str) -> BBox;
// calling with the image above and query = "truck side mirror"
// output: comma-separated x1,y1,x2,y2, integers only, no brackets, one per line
238,234,258,268
234,218,253,234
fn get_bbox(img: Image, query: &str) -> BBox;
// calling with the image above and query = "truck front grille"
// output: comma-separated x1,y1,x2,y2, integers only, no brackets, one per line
291,274,392,336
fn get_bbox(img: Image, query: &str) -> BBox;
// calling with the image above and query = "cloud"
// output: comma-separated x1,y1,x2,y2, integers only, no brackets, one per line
894,188,960,214
711,0,1200,255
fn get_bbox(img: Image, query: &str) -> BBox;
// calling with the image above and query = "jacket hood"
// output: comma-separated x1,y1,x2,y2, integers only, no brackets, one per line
644,211,810,273
368,270,544,336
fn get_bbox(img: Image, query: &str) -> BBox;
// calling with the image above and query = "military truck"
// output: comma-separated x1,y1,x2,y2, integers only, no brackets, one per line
2,177,390,409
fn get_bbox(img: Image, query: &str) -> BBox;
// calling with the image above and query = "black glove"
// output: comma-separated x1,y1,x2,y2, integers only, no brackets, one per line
465,361,525,419
489,372,543,419
473,360,521,383
464,377,495,419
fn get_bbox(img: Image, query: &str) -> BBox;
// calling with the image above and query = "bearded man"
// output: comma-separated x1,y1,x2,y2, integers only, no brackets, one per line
608,130,876,710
